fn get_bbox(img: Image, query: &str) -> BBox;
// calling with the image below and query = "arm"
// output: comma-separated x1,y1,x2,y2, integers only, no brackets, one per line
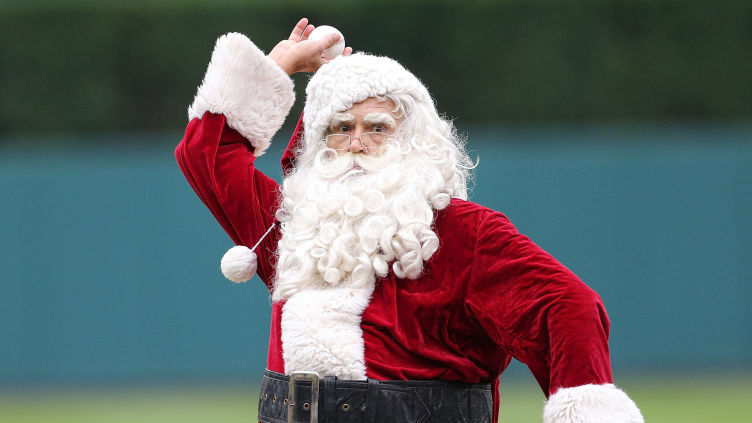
175,32,295,287
176,21,352,287
465,212,643,422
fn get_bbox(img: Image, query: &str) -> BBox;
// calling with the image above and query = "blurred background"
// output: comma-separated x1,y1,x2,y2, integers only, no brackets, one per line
1,0,750,421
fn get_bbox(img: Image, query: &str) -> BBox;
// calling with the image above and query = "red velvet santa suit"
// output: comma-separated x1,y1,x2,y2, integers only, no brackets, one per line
176,33,643,422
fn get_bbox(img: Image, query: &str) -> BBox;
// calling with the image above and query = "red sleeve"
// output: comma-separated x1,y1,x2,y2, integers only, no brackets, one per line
175,111,281,288
465,212,613,396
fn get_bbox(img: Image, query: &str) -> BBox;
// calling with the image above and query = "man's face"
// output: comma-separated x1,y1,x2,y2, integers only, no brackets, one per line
326,97,404,155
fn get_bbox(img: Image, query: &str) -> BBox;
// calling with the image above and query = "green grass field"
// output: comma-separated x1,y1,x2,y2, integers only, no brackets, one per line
2,374,751,422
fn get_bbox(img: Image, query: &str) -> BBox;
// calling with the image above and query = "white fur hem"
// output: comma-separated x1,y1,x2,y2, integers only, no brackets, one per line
543,384,644,423
188,32,294,156
280,286,373,380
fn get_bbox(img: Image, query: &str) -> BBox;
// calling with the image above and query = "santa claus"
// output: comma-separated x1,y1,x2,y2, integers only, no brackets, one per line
176,18,643,423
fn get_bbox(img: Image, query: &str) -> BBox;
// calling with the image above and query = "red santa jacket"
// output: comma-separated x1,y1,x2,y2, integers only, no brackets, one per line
175,33,643,423
177,111,614,420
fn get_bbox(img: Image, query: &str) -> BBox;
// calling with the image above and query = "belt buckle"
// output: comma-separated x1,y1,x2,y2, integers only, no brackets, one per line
288,371,320,423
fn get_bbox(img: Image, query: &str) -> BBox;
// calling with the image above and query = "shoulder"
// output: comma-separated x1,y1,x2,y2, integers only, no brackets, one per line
432,198,521,259
436,198,516,233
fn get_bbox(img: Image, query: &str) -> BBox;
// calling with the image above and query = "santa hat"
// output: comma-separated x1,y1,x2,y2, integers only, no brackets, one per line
300,52,435,153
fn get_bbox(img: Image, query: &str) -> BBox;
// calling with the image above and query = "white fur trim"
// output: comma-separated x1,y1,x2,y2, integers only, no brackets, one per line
303,53,434,152
544,384,644,423
188,32,294,156
280,285,374,379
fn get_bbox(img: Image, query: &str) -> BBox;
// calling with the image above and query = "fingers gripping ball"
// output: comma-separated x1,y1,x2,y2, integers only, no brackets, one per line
308,25,345,60
221,245,258,283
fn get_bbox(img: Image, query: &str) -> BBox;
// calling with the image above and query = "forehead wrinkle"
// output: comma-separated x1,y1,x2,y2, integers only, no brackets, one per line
363,113,396,128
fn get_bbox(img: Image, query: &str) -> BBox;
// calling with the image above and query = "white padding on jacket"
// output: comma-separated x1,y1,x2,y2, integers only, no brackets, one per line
544,383,644,423
188,32,294,156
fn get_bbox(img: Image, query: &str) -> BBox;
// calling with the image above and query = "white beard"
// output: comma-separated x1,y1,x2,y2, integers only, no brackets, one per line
274,143,451,379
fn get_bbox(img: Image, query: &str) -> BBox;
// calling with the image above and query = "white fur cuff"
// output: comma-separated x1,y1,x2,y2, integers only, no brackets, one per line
543,384,644,423
188,32,295,156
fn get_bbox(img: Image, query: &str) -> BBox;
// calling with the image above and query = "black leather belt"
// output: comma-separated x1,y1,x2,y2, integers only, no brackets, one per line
258,369,493,423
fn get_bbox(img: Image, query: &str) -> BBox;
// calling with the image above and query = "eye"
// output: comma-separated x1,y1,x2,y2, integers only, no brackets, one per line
372,124,387,133
337,124,351,133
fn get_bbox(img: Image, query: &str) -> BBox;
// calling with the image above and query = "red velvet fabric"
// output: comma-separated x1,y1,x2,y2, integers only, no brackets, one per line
176,112,614,422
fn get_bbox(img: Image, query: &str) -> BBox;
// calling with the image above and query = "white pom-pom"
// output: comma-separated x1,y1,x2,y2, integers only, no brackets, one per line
220,245,257,283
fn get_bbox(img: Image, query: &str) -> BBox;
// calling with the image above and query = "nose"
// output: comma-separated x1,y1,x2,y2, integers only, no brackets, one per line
349,130,366,153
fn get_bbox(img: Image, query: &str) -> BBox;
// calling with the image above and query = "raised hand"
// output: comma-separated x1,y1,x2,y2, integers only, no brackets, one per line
268,18,353,75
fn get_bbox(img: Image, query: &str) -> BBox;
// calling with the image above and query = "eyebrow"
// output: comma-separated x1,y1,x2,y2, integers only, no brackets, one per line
363,113,396,128
329,113,355,129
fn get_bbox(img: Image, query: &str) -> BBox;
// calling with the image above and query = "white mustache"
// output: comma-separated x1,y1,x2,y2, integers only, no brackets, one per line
314,144,403,180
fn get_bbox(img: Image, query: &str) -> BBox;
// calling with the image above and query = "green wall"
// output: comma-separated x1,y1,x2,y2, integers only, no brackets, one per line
2,0,750,135
1,124,750,385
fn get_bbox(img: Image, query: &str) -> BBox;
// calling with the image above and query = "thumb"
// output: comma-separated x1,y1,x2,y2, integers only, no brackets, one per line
314,33,342,52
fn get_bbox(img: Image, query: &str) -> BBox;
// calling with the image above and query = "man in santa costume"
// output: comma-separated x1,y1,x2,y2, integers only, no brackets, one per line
176,18,643,423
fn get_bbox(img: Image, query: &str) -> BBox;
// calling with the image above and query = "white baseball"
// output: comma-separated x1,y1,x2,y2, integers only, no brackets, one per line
308,25,345,60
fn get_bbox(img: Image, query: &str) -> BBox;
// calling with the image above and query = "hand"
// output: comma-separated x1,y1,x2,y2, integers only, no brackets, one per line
268,18,353,75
